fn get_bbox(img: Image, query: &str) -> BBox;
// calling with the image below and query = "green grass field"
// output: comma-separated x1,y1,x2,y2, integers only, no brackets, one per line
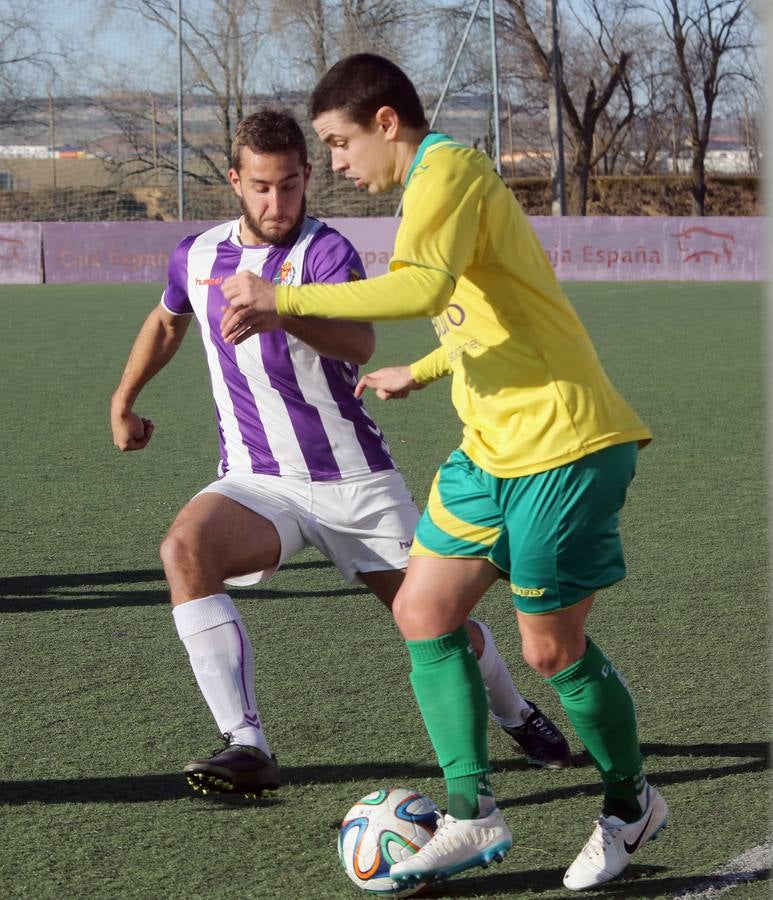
0,282,768,899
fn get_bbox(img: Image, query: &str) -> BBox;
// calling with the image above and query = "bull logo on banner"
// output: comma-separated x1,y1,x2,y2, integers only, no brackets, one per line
0,235,24,262
671,226,736,265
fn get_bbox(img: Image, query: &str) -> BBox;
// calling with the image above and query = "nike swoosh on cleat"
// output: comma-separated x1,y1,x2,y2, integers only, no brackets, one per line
623,810,654,854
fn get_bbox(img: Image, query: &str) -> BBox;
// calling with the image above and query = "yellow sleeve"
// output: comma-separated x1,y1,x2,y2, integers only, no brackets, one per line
392,148,484,281
275,264,453,321
410,346,452,384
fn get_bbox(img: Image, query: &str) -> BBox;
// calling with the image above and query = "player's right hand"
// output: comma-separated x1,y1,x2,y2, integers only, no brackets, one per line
111,409,155,451
354,366,421,401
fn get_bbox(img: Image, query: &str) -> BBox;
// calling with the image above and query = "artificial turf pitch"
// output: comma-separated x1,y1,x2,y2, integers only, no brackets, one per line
0,282,768,899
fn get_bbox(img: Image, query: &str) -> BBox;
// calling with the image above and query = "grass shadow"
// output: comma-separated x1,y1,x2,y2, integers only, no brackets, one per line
0,562,365,612
433,865,769,897
2,741,766,807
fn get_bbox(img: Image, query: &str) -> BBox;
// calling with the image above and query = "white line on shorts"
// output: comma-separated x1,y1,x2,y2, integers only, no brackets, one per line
673,837,772,898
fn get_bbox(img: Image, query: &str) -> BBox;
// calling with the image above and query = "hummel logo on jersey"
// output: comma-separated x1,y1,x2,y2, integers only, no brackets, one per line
399,539,413,549
623,808,654,854
195,276,223,285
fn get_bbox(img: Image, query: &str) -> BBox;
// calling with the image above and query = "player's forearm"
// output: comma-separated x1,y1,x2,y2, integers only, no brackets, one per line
410,346,452,385
278,316,375,364
276,265,454,321
111,308,189,410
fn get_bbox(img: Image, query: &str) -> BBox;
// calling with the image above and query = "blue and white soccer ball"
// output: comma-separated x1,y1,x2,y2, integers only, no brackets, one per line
338,787,439,896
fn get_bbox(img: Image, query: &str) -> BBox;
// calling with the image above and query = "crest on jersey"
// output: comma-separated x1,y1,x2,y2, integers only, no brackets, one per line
347,267,363,282
274,260,296,285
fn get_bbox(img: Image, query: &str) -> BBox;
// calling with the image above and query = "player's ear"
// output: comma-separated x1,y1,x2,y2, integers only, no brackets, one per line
303,162,312,186
227,168,243,197
374,106,399,140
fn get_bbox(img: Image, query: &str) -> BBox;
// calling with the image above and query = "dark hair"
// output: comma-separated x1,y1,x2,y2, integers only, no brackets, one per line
309,53,428,129
231,107,308,170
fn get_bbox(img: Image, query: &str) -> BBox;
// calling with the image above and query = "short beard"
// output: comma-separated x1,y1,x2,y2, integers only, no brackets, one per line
240,196,306,246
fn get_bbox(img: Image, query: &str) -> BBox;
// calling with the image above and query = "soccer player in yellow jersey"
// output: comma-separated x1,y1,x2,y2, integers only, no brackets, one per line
219,54,668,892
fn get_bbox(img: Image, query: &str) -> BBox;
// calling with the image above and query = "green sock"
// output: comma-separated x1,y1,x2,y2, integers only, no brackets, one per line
406,626,491,819
549,637,645,822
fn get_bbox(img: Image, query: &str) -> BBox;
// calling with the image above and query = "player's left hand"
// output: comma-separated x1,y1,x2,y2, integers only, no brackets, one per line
220,272,279,343
355,366,422,400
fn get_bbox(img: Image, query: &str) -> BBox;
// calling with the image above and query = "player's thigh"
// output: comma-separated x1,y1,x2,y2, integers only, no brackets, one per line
395,451,504,638
495,441,639,615
163,491,282,578
198,475,311,585
394,555,500,640
358,569,405,608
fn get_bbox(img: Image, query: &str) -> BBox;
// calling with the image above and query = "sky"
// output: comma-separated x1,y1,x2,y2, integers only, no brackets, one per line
42,2,172,93
38,0,765,107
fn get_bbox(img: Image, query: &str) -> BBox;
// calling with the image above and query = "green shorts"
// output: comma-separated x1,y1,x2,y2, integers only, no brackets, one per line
411,442,639,614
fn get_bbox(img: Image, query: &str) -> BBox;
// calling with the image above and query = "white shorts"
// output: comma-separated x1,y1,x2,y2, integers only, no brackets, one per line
197,469,420,587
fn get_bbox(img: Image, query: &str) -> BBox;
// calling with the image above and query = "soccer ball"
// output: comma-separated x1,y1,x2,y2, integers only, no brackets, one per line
338,787,439,896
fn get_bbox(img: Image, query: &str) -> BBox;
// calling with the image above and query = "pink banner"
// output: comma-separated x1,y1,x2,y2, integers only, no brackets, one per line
16,215,769,285
325,217,400,279
329,216,767,281
42,221,218,283
530,216,767,281
0,223,42,283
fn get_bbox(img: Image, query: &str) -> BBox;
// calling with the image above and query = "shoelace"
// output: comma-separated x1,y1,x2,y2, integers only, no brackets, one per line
419,813,496,860
528,714,559,738
212,732,233,754
584,817,622,859
421,816,469,857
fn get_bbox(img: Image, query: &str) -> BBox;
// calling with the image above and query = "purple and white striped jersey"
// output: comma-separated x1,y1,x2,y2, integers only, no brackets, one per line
161,216,396,481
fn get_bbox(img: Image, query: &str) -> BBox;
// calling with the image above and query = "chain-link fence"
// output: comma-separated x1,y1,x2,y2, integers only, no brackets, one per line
0,176,762,222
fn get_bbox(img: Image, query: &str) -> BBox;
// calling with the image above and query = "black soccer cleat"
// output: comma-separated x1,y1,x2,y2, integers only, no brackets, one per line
184,733,281,798
502,701,572,769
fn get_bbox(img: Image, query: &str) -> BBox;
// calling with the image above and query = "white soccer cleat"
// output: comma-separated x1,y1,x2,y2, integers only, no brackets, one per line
389,807,512,884
563,785,668,891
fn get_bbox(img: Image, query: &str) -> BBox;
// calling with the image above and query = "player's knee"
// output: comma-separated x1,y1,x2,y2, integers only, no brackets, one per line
159,525,205,579
392,589,424,639
521,640,573,678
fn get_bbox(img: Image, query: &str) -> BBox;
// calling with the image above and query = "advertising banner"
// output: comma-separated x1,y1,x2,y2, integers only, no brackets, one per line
42,221,218,283
529,216,767,281
24,215,768,285
330,216,767,281
325,217,400,279
0,223,43,283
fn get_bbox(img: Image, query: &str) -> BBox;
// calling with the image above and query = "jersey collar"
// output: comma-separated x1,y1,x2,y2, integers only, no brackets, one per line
404,131,454,189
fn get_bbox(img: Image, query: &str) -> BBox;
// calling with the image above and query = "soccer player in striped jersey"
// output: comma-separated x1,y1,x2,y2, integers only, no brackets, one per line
110,108,570,802
219,62,668,891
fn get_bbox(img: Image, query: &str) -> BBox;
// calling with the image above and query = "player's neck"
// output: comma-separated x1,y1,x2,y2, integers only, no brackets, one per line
237,217,264,247
397,126,431,186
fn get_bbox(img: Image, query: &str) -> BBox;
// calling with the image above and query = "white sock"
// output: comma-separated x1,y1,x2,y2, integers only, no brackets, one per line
172,594,271,756
472,618,533,729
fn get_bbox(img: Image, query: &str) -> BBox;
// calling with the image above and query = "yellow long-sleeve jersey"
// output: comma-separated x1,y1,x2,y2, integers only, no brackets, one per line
276,133,650,477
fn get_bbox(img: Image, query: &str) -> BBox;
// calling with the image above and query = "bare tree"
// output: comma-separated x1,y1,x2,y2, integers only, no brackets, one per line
502,0,637,214
270,0,329,82
97,0,268,184
271,0,415,85
595,32,681,175
0,4,59,136
641,0,758,213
